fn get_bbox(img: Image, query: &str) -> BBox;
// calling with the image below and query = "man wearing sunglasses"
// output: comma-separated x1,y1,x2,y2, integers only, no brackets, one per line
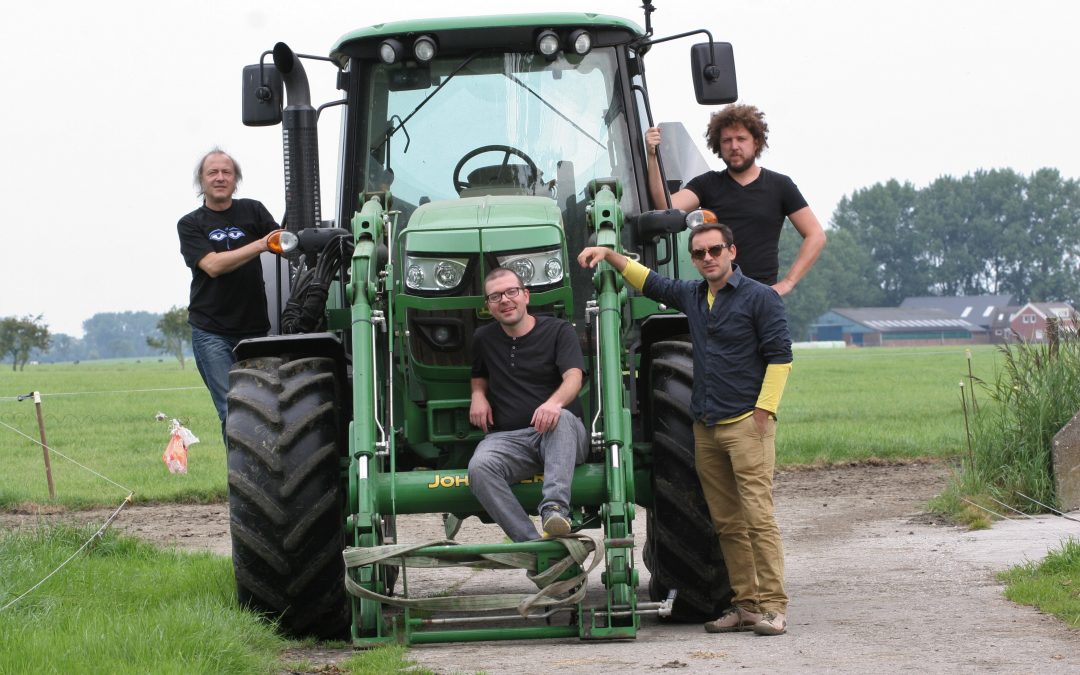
578,224,793,636
645,104,825,297
467,268,589,542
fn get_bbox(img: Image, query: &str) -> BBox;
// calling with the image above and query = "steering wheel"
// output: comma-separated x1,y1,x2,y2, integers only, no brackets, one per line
453,144,540,194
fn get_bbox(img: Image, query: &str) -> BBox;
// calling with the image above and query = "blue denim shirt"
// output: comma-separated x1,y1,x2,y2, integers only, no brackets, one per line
642,264,793,424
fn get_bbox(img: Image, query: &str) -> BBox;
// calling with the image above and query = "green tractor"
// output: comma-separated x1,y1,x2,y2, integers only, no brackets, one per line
227,5,738,645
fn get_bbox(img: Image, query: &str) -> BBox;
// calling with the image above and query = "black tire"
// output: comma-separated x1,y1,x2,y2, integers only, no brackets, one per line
225,356,348,639
644,339,733,621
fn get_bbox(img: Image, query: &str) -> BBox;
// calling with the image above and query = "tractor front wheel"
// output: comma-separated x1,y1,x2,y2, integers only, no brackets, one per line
225,355,348,639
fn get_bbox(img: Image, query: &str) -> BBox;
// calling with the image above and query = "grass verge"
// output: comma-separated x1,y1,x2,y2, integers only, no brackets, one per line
933,332,1080,526
0,525,426,674
998,537,1080,628
0,524,282,673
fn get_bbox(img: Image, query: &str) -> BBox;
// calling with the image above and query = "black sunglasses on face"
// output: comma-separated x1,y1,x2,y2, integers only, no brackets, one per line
690,243,731,260
485,287,526,303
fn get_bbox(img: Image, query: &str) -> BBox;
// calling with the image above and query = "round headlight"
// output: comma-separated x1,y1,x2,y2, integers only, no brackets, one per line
432,326,451,345
413,35,437,62
406,265,425,289
569,30,592,55
434,261,463,289
379,39,404,64
544,258,563,281
537,30,560,58
508,258,535,283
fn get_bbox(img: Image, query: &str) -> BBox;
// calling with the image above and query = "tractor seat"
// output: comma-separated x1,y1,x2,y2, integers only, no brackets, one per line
459,164,539,197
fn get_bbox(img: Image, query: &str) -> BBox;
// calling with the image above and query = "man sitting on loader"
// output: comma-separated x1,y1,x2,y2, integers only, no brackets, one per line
468,267,589,541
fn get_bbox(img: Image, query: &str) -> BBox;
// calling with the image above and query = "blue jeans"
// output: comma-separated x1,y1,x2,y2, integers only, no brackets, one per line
467,410,588,542
191,327,248,442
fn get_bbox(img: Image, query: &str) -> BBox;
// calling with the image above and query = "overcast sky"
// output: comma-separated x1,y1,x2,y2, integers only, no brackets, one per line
3,1,1076,337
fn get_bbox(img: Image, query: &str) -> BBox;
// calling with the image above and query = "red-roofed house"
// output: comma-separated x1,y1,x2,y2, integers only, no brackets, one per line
1009,302,1076,342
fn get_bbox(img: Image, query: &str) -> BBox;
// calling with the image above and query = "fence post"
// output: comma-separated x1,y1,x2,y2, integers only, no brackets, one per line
33,391,57,499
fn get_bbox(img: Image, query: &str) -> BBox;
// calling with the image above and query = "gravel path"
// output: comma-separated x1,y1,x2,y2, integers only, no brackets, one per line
4,461,1078,673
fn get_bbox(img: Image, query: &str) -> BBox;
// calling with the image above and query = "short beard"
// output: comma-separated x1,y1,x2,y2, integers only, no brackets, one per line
723,155,755,173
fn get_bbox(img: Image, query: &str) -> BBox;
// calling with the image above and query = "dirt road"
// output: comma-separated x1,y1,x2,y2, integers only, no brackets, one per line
4,461,1078,673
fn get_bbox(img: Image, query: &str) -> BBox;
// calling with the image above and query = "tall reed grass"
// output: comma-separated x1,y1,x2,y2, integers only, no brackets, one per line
935,320,1080,523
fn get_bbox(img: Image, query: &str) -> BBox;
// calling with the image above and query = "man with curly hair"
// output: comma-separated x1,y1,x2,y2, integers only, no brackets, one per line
646,104,825,296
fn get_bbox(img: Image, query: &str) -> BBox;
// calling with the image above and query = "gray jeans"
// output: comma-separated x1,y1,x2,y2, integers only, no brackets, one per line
468,409,589,542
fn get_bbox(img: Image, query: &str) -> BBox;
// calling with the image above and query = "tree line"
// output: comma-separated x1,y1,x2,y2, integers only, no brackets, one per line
779,167,1080,340
1,308,192,369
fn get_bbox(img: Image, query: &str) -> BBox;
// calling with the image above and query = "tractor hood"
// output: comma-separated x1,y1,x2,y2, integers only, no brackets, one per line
407,195,562,232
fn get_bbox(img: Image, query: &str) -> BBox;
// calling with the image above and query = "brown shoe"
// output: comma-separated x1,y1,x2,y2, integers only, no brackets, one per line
704,606,762,633
752,611,787,636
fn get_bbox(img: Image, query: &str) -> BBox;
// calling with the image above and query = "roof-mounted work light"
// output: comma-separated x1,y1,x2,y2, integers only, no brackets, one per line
536,30,560,60
413,35,437,62
379,38,405,64
568,29,592,55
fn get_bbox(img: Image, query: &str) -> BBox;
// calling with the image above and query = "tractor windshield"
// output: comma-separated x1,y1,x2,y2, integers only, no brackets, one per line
361,48,639,219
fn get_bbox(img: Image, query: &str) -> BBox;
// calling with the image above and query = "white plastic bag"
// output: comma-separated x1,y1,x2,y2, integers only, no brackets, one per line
162,418,199,474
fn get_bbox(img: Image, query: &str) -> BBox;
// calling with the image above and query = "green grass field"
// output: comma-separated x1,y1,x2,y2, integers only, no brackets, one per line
0,346,1002,508
778,344,1000,464
0,359,224,509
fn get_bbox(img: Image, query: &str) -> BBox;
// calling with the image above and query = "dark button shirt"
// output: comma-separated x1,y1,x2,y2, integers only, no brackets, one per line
642,264,792,423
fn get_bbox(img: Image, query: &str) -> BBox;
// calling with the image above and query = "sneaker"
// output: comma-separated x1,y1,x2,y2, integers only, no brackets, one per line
704,606,762,633
752,611,787,636
541,505,572,537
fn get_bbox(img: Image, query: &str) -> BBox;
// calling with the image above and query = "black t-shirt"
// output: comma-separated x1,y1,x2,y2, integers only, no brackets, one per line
685,167,808,285
177,199,279,336
471,315,585,432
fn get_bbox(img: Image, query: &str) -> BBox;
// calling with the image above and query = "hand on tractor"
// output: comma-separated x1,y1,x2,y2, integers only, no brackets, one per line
645,126,661,157
577,246,608,269
577,246,629,273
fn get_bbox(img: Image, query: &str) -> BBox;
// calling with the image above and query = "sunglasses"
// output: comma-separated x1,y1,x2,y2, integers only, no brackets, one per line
690,243,731,260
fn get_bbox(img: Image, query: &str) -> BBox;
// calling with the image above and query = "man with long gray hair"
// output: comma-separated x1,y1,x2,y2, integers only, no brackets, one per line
177,148,279,441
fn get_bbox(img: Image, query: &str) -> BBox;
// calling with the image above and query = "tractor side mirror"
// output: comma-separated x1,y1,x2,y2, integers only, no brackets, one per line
242,64,284,127
690,42,737,105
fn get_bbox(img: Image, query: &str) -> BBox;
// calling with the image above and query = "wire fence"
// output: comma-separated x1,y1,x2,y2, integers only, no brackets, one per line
0,385,202,612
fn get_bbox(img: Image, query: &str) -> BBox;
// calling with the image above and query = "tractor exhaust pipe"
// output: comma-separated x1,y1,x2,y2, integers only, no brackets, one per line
273,42,320,234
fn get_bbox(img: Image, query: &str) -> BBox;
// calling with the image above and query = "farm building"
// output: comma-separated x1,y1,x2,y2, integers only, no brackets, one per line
988,307,1018,343
898,295,1012,330
1008,301,1077,342
898,294,1014,344
810,307,986,346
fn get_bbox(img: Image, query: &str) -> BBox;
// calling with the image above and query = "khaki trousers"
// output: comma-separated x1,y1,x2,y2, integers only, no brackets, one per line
694,416,787,614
